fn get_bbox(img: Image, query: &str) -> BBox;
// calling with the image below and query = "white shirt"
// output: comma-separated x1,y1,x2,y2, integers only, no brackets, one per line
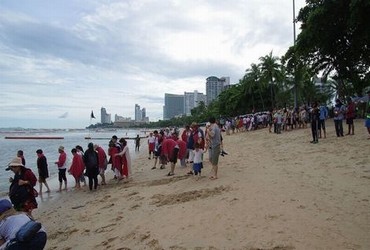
193,149,204,164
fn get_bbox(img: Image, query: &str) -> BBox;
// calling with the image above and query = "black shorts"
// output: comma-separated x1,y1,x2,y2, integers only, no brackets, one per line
169,147,179,164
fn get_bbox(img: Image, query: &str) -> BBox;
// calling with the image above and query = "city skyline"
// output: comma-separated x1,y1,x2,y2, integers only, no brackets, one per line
0,0,306,128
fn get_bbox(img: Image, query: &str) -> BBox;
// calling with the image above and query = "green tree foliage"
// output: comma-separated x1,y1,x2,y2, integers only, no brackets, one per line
292,0,370,96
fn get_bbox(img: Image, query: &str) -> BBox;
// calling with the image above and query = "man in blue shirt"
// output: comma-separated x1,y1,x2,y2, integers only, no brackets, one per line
318,103,329,138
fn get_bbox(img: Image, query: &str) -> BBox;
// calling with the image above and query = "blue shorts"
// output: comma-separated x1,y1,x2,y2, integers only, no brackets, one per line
193,163,203,173
365,118,370,128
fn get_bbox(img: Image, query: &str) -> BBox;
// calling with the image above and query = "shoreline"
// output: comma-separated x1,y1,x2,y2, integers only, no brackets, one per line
32,120,370,249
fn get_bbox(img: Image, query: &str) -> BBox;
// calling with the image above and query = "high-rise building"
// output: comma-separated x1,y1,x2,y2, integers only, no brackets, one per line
141,108,146,121
100,107,111,124
163,93,184,120
184,90,206,116
134,104,141,122
206,76,230,105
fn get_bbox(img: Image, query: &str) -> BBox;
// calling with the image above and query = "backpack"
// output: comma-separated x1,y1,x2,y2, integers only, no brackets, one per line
9,176,30,206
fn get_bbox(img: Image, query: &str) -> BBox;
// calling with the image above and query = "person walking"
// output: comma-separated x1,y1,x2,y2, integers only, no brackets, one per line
310,101,320,144
318,103,328,138
333,99,346,137
68,148,85,189
36,149,50,194
135,135,140,152
207,117,221,180
94,144,107,185
55,146,67,192
83,143,99,191
346,97,356,135
366,90,370,139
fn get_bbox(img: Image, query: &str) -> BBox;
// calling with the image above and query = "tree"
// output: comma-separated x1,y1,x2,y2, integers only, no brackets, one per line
259,51,284,108
293,0,370,96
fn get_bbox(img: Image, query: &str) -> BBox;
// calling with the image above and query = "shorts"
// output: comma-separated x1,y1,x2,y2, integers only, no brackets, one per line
346,118,354,125
154,147,161,157
365,118,370,128
209,144,221,166
318,119,325,130
193,162,203,173
38,176,47,183
169,147,179,164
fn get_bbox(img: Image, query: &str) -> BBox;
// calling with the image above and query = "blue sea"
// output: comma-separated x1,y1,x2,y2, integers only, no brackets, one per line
0,128,147,195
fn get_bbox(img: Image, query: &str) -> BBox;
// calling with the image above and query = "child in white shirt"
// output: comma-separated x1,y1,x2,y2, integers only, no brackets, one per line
193,143,204,177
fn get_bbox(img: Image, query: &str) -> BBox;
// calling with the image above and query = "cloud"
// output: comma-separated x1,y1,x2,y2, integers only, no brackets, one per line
0,0,306,128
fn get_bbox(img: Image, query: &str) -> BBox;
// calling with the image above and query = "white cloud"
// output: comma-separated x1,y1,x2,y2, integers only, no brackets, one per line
0,0,306,128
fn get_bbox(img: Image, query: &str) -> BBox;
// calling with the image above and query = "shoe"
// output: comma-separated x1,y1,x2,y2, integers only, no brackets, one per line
167,172,174,176
221,150,228,155
151,166,156,170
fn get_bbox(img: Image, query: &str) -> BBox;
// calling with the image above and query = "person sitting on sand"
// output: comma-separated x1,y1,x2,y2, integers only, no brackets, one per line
36,149,50,194
0,199,47,249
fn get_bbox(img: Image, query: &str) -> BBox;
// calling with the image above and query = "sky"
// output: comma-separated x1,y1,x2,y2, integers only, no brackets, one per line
0,0,306,129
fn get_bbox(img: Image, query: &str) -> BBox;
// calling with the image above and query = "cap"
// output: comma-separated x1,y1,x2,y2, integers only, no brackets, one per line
0,199,12,214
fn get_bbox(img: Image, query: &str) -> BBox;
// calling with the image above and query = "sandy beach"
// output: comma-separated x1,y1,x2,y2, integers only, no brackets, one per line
33,119,370,250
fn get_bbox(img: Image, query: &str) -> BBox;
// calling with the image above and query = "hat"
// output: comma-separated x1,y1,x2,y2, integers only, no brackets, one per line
0,199,12,214
58,146,64,151
5,157,24,171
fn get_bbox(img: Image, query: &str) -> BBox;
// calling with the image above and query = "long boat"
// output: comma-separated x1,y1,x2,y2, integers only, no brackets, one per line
4,136,64,140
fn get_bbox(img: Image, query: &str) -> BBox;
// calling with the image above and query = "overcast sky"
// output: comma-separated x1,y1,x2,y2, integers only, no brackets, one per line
0,0,305,129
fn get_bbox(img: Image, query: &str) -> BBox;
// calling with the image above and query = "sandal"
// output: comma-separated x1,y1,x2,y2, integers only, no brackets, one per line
151,166,156,170
167,172,174,176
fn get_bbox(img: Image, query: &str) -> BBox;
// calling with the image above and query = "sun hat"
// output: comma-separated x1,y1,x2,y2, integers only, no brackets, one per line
58,146,64,151
0,199,12,214
5,157,24,171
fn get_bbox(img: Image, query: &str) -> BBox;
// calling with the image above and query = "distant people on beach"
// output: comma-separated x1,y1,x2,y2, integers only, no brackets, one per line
319,103,329,138
83,143,99,191
310,101,320,144
94,144,108,185
55,146,67,192
192,142,204,178
147,132,155,160
207,117,221,180
17,150,26,166
0,199,47,249
135,135,140,152
346,97,356,135
116,138,132,179
366,90,370,139
36,149,50,194
6,157,38,216
333,99,345,137
68,148,85,189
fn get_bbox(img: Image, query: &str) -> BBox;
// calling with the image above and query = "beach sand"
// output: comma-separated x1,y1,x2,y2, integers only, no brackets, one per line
33,119,370,250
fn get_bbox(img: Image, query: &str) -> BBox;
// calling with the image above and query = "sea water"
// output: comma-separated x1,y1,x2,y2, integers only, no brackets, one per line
0,129,147,196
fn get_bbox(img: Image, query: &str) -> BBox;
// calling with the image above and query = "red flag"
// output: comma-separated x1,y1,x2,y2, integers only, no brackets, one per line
90,110,96,119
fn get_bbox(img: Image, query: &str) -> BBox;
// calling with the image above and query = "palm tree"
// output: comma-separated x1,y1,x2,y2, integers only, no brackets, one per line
243,63,266,111
259,51,283,108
